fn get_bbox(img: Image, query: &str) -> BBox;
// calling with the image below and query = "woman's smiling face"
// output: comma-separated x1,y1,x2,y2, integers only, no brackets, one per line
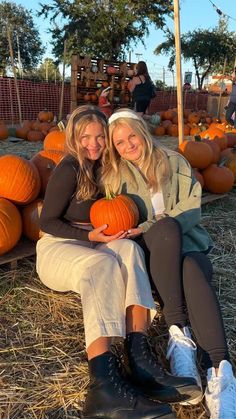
112,124,144,163
79,121,106,160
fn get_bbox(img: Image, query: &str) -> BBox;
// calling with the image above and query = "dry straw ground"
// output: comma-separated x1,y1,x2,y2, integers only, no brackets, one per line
0,137,235,418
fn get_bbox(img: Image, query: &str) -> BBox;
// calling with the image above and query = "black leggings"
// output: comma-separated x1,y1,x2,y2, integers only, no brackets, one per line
136,217,230,368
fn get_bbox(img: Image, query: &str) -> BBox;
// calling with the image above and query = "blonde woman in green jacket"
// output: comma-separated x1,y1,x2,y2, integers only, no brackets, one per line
101,109,236,419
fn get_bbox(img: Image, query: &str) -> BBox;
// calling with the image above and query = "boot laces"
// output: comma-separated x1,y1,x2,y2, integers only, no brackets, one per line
139,335,165,375
108,355,135,402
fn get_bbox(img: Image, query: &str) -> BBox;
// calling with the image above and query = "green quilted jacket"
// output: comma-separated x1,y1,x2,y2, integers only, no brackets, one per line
116,149,213,254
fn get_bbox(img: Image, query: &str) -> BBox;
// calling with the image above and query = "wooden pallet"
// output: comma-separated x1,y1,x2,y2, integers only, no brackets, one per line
201,193,227,205
0,238,36,270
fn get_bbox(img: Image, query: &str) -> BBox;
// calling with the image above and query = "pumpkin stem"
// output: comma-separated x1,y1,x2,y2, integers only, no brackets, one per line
105,184,115,200
218,156,228,167
57,121,65,131
194,135,202,142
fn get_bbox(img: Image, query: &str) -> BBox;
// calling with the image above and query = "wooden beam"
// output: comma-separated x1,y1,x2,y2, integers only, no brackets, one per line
7,24,22,125
0,238,36,270
217,57,227,119
201,193,227,205
173,0,184,145
58,40,67,121
70,54,78,113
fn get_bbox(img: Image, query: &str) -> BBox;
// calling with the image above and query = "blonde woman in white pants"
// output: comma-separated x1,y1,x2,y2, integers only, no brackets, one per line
36,106,197,419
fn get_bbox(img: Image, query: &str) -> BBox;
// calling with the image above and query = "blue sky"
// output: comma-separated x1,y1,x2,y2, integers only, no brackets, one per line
13,0,236,86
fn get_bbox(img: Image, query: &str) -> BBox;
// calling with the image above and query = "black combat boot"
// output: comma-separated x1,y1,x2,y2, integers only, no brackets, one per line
82,351,176,418
124,332,202,404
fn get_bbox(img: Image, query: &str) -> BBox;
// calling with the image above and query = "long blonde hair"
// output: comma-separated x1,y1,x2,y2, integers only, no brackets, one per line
102,109,170,193
65,105,108,200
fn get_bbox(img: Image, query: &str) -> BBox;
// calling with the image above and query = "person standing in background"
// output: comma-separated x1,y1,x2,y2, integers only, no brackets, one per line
225,67,236,128
98,86,113,118
128,61,154,116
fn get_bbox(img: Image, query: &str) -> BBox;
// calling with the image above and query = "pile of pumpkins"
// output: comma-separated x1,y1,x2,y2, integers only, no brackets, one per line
0,110,59,142
152,108,227,137
178,123,236,194
0,128,66,256
151,108,236,194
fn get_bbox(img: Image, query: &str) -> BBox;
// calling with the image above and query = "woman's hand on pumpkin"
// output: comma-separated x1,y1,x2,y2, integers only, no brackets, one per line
88,225,127,242
126,227,143,238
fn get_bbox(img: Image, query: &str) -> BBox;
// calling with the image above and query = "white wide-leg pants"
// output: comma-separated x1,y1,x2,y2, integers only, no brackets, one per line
36,234,156,348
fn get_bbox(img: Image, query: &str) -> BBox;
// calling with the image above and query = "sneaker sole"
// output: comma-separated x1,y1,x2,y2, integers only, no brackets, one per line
179,391,203,406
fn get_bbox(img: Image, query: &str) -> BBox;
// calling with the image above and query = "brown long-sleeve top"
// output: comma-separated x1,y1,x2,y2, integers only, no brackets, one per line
40,155,101,241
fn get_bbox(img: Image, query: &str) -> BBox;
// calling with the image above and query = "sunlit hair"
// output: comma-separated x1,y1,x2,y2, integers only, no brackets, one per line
101,109,170,194
136,61,151,81
65,105,108,200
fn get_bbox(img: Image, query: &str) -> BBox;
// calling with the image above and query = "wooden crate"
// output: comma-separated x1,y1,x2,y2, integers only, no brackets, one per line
70,54,136,112
0,237,36,270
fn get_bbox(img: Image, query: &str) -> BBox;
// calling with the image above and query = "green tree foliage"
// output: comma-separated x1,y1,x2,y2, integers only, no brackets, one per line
155,79,167,90
25,58,62,82
154,19,236,89
0,1,43,75
39,0,173,62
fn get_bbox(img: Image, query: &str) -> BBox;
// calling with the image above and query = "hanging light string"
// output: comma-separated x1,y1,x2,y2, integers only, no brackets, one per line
208,0,236,21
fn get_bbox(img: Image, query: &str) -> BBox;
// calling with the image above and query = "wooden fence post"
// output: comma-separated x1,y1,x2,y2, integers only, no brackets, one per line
58,40,67,121
7,24,22,125
173,0,184,145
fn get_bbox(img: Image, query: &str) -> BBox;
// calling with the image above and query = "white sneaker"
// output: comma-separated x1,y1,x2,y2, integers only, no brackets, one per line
166,325,203,405
205,360,236,418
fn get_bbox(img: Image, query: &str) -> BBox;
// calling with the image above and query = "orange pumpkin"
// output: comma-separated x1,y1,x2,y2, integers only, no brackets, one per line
90,94,98,102
190,125,201,136
168,124,179,137
162,120,172,129
38,110,54,123
84,93,91,101
44,130,66,152
22,120,34,129
15,126,29,140
0,155,41,205
193,169,204,188
163,110,176,121
0,197,22,255
200,125,228,150
31,150,64,194
27,130,45,142
154,125,166,136
188,112,200,124
183,124,190,135
0,124,9,140
107,66,117,75
22,198,44,241
225,133,236,148
124,94,130,103
39,122,53,134
90,191,139,235
178,138,213,169
201,138,221,164
221,147,236,181
202,164,234,193
212,135,228,151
